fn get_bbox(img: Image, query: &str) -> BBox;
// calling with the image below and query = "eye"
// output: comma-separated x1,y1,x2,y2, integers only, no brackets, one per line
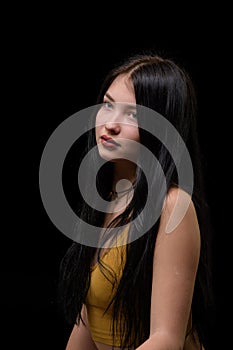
103,101,113,109
128,111,137,119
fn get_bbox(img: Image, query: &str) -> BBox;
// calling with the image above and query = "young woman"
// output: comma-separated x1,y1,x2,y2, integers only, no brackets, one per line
59,53,214,349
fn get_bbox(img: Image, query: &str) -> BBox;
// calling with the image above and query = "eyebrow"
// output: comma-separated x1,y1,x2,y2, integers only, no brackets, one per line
104,92,115,102
104,92,136,109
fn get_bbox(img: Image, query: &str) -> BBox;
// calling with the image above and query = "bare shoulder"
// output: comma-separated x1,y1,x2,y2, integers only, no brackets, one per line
161,187,199,235
155,186,201,266
150,187,202,343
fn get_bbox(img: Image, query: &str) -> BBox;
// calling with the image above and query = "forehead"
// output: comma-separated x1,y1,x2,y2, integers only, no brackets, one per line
106,74,136,104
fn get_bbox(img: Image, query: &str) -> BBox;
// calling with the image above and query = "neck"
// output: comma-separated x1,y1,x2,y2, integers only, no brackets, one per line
112,160,137,192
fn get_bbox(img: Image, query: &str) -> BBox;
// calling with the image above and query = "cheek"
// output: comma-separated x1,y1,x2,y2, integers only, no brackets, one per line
135,130,140,142
95,125,101,141
128,127,140,142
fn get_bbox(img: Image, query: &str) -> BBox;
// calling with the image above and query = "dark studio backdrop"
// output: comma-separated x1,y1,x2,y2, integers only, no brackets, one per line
3,7,229,350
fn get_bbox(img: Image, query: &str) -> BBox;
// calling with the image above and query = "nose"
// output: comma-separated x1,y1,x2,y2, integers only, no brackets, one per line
105,122,121,135
105,113,121,134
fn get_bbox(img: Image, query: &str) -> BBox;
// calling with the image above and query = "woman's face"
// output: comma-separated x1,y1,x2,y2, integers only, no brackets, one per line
95,74,140,162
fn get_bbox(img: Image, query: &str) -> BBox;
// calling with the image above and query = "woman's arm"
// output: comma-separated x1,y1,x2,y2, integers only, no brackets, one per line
65,304,98,350
136,188,201,350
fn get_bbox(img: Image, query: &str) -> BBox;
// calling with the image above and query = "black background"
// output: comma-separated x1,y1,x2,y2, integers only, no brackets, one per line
2,5,230,349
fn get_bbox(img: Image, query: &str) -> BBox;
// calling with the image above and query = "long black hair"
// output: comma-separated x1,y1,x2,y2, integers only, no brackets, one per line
59,53,214,349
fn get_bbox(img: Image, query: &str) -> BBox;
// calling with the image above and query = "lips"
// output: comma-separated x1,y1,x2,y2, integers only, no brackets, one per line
100,135,120,147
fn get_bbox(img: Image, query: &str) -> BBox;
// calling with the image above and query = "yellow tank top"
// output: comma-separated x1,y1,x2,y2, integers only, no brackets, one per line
85,228,193,347
85,241,126,346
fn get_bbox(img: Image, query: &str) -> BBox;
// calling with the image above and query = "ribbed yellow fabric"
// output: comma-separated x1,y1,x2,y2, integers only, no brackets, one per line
86,241,127,346
85,226,193,347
